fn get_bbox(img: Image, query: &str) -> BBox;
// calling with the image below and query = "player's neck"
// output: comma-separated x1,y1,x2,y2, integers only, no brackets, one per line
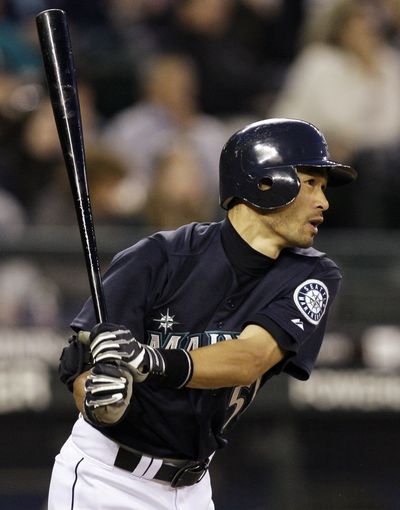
227,204,285,260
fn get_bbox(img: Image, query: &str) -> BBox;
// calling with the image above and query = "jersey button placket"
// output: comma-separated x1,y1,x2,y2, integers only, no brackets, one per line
226,299,235,309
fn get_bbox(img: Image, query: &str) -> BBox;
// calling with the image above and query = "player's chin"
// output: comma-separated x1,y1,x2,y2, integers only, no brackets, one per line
295,233,315,249
301,225,319,247
284,228,315,249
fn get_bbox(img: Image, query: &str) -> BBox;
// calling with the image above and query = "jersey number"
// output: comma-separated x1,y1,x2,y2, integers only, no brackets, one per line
223,378,261,431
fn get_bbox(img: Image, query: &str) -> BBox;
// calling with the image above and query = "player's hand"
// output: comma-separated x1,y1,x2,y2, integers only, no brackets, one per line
84,362,133,426
89,323,165,383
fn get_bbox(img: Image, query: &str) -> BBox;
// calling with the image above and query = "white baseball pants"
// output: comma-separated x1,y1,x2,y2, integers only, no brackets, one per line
47,417,215,510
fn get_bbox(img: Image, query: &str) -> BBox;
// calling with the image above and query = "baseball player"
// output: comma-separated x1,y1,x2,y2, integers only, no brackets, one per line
49,118,357,509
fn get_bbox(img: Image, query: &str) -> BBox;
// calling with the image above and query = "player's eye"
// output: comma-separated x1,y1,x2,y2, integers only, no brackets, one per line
304,178,327,192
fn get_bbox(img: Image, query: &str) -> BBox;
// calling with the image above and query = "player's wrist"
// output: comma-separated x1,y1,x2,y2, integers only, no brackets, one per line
87,323,194,389
139,347,194,389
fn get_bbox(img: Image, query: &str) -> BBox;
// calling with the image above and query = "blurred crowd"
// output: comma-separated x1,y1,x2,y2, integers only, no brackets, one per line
1,0,400,235
1,0,400,326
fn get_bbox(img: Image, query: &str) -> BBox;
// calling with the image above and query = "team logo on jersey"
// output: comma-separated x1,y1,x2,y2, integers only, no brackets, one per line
293,279,329,325
153,308,180,334
147,330,239,350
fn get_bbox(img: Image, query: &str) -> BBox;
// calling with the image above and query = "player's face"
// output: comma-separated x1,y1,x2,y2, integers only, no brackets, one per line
264,169,329,249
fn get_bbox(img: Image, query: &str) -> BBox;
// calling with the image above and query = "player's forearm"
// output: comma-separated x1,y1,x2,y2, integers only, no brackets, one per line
82,324,286,394
187,336,285,389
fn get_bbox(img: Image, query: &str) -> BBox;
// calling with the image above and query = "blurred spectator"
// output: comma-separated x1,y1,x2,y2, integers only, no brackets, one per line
101,52,227,216
33,146,135,226
375,0,400,46
233,0,305,62
0,186,26,236
0,258,60,327
0,0,42,77
143,141,216,229
0,72,43,201
230,0,306,109
60,0,141,118
0,72,42,122
271,0,400,161
153,0,271,116
105,0,173,40
15,80,103,215
47,1,175,119
269,0,400,227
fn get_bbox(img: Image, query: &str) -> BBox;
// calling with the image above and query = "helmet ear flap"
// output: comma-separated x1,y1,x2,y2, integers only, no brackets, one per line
253,165,301,210
222,166,300,211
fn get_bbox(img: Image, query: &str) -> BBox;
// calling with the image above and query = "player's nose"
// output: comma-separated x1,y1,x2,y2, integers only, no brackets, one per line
317,189,329,211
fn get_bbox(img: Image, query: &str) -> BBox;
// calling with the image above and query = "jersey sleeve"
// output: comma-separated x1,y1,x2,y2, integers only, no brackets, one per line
71,237,168,335
248,258,341,380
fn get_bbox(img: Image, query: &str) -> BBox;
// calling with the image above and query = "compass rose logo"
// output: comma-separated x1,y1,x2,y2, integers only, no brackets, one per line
293,279,329,325
153,308,180,334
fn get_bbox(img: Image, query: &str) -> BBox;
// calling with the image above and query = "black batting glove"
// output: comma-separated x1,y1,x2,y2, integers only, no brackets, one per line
89,323,193,388
84,362,133,426
59,331,91,391
89,323,165,383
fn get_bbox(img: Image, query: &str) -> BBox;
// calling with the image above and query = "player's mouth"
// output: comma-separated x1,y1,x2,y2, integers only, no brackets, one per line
308,217,324,235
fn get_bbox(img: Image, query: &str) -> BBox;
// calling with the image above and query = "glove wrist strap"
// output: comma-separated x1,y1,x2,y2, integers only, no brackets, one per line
147,348,193,388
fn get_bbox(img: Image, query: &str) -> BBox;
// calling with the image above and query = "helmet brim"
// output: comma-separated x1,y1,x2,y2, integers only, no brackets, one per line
297,161,357,186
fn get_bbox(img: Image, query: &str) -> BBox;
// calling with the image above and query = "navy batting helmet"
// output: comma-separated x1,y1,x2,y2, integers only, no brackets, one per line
219,118,357,210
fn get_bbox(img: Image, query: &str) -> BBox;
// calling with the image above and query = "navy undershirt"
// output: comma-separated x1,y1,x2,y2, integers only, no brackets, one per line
220,217,275,279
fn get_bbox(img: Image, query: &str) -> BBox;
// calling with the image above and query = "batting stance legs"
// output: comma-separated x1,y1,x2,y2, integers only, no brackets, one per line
48,418,215,510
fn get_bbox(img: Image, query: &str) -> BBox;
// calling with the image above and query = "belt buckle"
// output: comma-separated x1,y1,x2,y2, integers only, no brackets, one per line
170,460,209,488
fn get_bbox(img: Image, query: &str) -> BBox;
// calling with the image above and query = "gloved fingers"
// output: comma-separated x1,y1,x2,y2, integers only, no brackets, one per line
93,350,123,364
90,334,123,361
90,323,131,341
90,328,134,364
86,392,126,408
90,329,131,348
84,363,133,426
85,364,132,398
91,337,143,366
85,373,129,392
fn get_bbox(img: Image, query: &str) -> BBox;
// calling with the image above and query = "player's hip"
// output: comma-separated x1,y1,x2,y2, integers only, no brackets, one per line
49,431,214,509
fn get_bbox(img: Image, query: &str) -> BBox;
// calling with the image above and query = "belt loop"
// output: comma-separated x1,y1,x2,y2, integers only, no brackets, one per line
141,458,163,480
132,456,153,477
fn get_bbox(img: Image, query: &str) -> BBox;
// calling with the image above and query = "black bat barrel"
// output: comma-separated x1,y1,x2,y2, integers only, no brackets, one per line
36,9,108,324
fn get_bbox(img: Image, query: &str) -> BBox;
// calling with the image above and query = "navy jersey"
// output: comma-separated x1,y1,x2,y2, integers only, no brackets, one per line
72,220,341,460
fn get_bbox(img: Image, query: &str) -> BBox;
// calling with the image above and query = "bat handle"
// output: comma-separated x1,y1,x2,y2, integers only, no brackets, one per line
85,231,108,325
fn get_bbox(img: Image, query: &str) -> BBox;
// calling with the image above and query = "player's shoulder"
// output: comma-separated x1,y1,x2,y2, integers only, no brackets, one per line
149,221,222,255
287,246,341,277
109,222,221,267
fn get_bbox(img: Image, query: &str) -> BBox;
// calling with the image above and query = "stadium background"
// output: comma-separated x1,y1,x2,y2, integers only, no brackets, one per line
0,1,399,509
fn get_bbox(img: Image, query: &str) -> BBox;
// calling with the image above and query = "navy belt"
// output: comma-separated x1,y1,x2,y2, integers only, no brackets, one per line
114,447,209,488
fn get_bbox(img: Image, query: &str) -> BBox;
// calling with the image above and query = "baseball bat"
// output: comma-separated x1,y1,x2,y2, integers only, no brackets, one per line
36,9,108,324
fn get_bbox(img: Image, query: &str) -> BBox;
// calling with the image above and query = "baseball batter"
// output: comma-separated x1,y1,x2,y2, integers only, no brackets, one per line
49,118,357,509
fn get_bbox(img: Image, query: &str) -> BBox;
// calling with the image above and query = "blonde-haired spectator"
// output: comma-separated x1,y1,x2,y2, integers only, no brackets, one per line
269,0,400,227
270,0,400,162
